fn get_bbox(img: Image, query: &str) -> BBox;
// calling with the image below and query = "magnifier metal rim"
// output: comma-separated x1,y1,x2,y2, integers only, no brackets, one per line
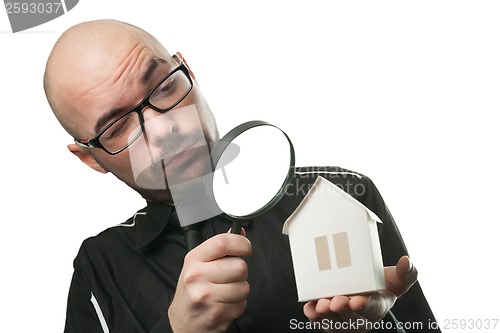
207,120,295,220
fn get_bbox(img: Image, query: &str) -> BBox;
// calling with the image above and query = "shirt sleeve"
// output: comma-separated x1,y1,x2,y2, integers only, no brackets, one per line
63,236,174,333
63,267,108,333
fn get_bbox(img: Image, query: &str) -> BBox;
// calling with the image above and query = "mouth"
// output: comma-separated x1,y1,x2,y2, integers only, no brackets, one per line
161,140,210,171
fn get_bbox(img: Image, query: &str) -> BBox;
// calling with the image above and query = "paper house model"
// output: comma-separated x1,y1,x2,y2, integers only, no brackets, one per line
282,176,385,301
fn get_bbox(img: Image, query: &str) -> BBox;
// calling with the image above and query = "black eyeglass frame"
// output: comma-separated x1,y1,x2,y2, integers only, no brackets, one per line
74,56,193,155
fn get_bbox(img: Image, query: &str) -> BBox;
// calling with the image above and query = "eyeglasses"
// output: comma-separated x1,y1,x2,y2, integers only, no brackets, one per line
74,57,193,155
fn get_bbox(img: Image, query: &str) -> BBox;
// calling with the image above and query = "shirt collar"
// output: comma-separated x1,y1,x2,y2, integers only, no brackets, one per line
135,201,177,250
134,201,252,250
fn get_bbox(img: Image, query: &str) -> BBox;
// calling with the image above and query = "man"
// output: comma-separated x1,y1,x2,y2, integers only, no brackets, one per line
44,19,439,332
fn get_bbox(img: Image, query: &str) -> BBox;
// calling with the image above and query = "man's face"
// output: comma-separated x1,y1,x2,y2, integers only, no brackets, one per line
56,34,218,202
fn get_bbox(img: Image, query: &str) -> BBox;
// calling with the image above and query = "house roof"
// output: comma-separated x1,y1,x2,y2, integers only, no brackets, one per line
282,176,382,235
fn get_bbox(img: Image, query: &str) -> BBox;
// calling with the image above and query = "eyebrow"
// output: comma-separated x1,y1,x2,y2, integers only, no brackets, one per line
93,58,169,135
141,58,167,84
94,107,127,135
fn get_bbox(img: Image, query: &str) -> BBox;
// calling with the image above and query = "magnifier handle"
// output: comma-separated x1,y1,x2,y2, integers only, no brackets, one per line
230,220,243,235
184,227,204,252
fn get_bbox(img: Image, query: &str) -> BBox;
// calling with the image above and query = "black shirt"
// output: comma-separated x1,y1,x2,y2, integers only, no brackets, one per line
64,166,440,333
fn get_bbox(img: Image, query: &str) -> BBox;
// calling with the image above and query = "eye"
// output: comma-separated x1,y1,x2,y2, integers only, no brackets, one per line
109,119,128,137
154,78,177,98
148,70,191,110
101,115,134,142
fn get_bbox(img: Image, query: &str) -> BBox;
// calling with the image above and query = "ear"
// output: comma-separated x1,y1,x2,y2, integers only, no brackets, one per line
175,51,196,80
68,143,108,174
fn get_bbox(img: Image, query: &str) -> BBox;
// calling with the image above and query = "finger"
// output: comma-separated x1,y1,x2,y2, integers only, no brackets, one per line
315,298,333,314
189,233,252,262
384,256,418,297
347,294,370,312
212,281,251,303
397,256,418,286
303,301,320,321
204,257,248,283
328,295,350,313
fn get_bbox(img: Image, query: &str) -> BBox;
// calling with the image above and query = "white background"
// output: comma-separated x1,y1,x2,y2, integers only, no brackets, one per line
1,1,499,332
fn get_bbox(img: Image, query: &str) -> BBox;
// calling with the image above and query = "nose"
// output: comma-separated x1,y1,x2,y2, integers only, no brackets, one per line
141,107,177,146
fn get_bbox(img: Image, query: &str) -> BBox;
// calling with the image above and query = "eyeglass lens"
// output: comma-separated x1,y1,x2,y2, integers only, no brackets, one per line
99,69,191,153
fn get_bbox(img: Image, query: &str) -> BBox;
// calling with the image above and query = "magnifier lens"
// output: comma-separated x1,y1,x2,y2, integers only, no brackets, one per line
212,125,292,218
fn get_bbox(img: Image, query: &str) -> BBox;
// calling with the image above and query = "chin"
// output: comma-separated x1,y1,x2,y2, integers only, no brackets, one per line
165,155,212,188
133,152,212,203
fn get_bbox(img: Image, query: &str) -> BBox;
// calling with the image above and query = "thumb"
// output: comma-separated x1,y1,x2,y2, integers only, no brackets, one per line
397,256,418,282
385,256,418,298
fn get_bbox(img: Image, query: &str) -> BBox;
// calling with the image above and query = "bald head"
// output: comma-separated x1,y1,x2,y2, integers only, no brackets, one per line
44,19,171,137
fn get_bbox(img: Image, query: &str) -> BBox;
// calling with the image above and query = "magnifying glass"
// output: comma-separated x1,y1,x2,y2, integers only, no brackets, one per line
182,120,295,251
208,120,295,234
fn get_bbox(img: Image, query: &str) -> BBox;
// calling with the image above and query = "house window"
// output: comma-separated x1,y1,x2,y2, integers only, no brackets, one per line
314,232,352,271
314,235,332,270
